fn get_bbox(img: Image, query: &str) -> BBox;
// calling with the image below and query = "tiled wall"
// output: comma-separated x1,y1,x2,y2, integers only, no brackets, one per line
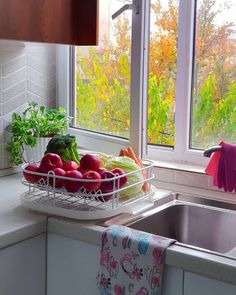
153,166,236,201
0,40,56,170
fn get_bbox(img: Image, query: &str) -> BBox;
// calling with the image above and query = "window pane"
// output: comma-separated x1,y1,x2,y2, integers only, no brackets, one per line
74,0,131,138
191,0,236,149
147,0,179,147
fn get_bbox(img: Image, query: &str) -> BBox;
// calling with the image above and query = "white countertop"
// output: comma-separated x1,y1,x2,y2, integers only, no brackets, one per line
1,173,236,286
47,216,236,286
0,173,47,249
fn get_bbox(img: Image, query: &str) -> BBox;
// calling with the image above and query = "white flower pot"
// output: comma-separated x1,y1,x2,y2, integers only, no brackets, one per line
24,137,52,163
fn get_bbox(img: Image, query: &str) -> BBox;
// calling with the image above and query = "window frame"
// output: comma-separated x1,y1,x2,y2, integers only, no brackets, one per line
57,0,209,167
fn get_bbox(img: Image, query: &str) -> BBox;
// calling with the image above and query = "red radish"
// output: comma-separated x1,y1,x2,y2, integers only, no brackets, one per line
77,166,90,175
97,167,108,175
100,171,117,193
63,161,79,171
49,168,66,188
110,168,128,187
23,164,39,183
80,154,100,171
83,170,101,191
64,170,83,193
39,153,63,173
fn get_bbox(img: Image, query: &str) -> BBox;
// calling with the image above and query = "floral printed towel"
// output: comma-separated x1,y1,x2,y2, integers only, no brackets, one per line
97,225,176,295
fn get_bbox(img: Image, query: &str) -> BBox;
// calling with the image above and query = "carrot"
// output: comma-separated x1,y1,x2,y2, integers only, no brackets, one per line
119,147,148,192
119,149,124,156
127,147,140,166
122,149,130,157
142,182,148,192
126,147,148,192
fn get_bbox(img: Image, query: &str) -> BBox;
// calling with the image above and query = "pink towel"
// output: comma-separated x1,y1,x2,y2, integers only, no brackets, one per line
97,225,175,295
217,142,236,192
205,141,224,187
205,142,236,192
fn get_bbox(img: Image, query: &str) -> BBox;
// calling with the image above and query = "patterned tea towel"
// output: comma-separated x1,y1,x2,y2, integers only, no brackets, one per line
97,225,176,295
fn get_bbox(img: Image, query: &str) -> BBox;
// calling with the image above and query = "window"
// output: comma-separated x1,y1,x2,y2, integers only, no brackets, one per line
74,0,132,139
58,0,236,166
191,0,236,149
147,0,179,147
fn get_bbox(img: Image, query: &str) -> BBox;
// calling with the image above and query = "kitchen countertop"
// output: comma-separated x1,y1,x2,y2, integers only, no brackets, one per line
1,173,236,285
48,216,236,285
0,173,47,249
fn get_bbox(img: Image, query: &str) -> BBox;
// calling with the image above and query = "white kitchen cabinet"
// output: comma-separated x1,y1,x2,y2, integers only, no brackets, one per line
162,266,183,295
47,233,183,295
184,271,236,295
47,233,100,295
0,234,46,295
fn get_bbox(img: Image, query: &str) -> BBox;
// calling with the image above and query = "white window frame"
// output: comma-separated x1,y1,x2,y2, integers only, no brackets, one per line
57,0,209,168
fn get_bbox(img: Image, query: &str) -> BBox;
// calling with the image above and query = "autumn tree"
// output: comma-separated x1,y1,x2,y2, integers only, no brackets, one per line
192,0,236,148
75,0,236,148
76,15,131,137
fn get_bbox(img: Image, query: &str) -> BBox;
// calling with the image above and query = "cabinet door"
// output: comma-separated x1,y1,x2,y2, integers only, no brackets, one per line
184,271,236,295
0,0,98,45
162,266,183,295
47,233,183,295
0,234,46,295
47,233,100,295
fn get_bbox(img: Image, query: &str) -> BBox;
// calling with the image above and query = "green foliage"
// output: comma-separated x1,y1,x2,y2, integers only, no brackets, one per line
148,75,175,145
76,48,130,137
7,102,70,165
75,0,236,149
192,75,236,148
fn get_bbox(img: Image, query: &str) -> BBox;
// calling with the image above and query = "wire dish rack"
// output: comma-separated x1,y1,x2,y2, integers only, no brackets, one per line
20,160,155,220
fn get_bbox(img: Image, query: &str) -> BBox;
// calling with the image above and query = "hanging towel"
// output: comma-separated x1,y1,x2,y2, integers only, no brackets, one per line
205,142,236,192
205,141,224,187
97,225,175,295
217,142,236,192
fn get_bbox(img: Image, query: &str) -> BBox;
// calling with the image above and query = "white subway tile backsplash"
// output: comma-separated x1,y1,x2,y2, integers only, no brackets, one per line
47,63,56,76
154,167,175,183
1,143,12,169
0,117,3,134
3,92,27,115
3,67,26,89
174,171,209,189
27,56,51,75
27,67,56,88
27,93,56,109
3,55,26,76
3,80,27,101
0,41,56,170
27,80,55,100
0,143,7,169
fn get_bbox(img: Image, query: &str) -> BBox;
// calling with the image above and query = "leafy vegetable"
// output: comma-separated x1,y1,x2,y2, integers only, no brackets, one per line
45,135,80,165
99,154,144,199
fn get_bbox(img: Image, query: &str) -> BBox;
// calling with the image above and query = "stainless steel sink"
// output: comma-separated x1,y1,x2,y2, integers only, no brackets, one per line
110,193,236,257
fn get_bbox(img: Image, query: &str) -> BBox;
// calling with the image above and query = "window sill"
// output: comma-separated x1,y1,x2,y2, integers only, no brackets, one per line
147,158,206,174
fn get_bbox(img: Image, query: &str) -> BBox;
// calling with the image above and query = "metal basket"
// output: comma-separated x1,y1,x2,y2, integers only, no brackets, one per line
20,160,155,220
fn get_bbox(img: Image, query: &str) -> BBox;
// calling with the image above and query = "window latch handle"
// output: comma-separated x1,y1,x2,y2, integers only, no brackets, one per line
112,3,139,20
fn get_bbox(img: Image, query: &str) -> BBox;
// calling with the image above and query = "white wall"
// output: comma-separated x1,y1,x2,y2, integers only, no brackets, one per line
0,40,57,170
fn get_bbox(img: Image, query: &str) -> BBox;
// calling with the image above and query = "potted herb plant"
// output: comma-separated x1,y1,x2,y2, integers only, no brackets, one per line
7,101,71,166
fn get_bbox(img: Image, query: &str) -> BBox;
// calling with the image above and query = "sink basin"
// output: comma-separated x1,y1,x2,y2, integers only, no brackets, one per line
126,194,236,256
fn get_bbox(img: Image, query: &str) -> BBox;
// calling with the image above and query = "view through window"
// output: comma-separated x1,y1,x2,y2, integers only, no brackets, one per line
147,0,179,147
191,0,236,149
73,0,236,154
75,0,132,138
